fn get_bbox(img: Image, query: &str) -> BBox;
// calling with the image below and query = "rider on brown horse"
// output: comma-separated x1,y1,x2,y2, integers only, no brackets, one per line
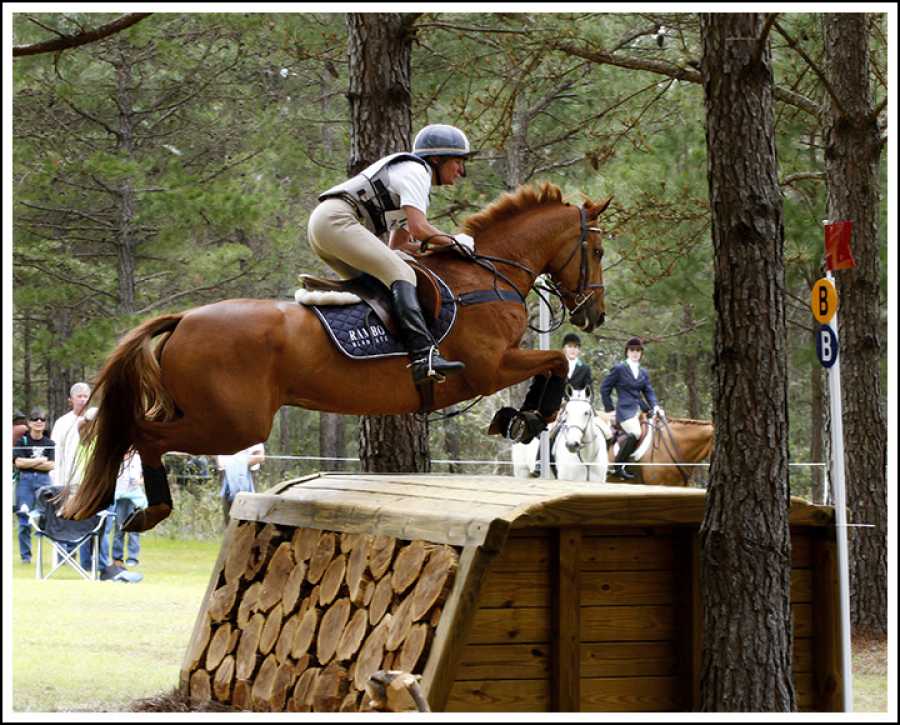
309,124,474,386
600,336,665,479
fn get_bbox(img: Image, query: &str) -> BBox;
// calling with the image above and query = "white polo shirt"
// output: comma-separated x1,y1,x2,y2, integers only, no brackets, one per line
383,161,431,234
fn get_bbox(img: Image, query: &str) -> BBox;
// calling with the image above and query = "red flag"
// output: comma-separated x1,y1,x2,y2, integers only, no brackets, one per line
825,221,855,271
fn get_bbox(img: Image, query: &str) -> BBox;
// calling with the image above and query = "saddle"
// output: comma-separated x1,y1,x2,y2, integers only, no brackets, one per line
298,260,442,338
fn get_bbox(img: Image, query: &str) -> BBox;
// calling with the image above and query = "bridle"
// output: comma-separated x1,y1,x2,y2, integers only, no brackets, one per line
561,396,599,454
547,206,605,319
455,205,605,333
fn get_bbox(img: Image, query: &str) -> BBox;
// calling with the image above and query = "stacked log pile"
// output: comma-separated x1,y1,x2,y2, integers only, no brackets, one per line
186,522,459,712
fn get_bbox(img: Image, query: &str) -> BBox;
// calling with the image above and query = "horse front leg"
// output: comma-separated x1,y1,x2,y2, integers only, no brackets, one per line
481,348,569,440
492,348,569,389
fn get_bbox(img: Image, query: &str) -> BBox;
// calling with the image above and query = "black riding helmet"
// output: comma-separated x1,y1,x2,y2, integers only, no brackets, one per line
412,124,472,185
562,333,582,347
625,336,644,353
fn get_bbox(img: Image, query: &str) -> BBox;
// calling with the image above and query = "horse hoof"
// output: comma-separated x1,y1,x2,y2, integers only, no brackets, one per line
122,504,172,533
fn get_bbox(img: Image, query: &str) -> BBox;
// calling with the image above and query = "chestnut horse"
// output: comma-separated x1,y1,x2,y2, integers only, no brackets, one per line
62,183,612,530
599,413,714,485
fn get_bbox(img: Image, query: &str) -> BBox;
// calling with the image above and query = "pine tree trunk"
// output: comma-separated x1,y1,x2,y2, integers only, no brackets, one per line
698,13,795,711
319,413,346,472
346,12,429,473
823,13,887,634
682,305,702,420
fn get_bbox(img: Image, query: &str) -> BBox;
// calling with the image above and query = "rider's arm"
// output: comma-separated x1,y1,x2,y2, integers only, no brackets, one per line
401,206,456,249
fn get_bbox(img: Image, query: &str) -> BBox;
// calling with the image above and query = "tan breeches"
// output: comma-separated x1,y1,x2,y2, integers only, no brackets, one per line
307,197,416,287
620,414,642,438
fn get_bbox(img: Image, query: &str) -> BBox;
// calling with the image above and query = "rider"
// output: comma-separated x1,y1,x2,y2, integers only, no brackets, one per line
308,124,474,386
599,336,665,479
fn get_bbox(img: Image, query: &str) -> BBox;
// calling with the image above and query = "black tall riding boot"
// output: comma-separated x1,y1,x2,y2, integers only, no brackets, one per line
391,280,465,385
613,433,638,479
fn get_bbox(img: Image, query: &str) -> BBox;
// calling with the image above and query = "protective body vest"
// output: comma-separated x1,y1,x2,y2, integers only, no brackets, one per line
318,152,431,237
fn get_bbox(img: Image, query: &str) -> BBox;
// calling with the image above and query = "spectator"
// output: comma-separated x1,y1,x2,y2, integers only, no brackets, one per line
111,449,146,569
49,382,91,489
13,409,28,446
217,443,265,528
49,383,111,570
13,407,55,564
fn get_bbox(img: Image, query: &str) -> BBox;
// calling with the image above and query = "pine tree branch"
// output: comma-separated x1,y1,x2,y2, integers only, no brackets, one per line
772,20,845,118
13,13,153,57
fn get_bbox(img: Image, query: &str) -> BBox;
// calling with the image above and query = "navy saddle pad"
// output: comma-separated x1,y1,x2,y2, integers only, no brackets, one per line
311,275,457,360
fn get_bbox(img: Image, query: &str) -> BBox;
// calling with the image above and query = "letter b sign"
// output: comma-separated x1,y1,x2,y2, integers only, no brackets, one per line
816,324,839,368
811,278,838,324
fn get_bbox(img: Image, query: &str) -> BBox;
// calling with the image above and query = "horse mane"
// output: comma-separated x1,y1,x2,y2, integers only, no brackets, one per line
462,182,566,237
668,417,714,427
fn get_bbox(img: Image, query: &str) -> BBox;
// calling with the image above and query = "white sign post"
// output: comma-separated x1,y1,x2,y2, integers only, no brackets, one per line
817,219,853,712
538,283,551,479
824,269,853,712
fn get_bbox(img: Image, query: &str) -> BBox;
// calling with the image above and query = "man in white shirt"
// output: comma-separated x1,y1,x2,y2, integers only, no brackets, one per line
309,124,474,385
49,382,91,489
50,382,111,567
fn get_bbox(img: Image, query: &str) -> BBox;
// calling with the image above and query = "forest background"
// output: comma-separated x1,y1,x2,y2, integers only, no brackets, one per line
7,10,889,505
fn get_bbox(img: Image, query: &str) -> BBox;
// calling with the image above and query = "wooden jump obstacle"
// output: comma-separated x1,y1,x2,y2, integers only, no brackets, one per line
179,474,842,712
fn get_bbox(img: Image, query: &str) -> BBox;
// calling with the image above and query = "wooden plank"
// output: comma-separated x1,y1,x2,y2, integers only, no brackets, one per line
229,491,511,550
512,491,833,529
178,517,240,691
446,679,550,712
811,531,842,711
582,570,674,606
791,568,813,603
794,672,814,710
580,676,682,712
581,641,677,678
791,532,812,567
793,603,813,638
580,535,675,571
581,605,675,642
552,527,581,711
488,535,550,572
421,545,500,711
468,607,550,645
479,570,551,608
478,569,676,608
793,637,814,674
295,476,545,508
456,643,550,680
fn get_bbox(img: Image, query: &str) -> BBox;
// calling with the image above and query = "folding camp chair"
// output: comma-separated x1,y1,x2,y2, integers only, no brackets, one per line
28,485,112,581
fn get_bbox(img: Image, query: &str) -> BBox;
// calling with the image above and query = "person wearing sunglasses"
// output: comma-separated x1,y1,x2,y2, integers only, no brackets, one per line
13,407,56,565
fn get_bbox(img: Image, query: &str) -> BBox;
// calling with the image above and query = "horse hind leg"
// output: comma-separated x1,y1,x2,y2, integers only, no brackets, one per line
123,406,276,533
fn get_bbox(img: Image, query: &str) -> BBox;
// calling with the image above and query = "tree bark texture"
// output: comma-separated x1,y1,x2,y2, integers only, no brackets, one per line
346,13,430,473
346,14,415,176
319,413,346,472
823,13,887,634
698,14,795,712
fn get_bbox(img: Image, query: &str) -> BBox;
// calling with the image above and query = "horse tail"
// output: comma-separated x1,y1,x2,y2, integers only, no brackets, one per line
60,313,184,520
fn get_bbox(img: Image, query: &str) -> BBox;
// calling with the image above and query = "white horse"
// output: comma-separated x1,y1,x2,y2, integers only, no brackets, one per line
511,387,611,482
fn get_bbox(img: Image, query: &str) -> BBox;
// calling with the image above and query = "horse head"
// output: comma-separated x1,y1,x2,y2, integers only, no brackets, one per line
547,195,612,333
561,389,595,453
460,184,612,334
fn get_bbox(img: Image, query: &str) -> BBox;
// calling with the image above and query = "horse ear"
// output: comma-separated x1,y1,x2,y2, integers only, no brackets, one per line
565,383,574,399
584,195,613,220
584,384,592,399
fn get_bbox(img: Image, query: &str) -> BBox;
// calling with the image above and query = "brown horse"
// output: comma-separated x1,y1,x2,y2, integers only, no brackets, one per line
62,183,612,529
600,413,714,486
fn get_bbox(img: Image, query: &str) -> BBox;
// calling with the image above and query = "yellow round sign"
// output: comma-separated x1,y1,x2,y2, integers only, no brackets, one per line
811,278,838,324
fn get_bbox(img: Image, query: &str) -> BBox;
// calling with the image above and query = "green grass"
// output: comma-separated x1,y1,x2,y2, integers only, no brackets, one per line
11,534,220,712
10,530,889,713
